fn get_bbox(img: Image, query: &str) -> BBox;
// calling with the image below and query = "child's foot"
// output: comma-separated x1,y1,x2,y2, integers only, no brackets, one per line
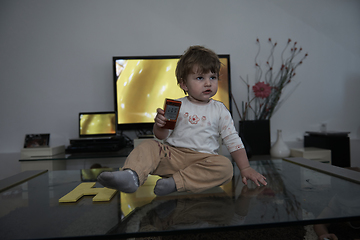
154,177,176,196
97,169,139,193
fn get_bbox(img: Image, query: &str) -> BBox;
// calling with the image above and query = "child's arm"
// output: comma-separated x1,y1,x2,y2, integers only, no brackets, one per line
153,108,170,140
231,148,267,186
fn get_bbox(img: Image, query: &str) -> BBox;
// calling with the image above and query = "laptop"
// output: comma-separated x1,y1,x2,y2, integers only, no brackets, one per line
66,111,126,153
78,111,116,139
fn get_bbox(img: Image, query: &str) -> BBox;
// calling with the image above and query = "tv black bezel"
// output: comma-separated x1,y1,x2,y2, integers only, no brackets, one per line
112,54,232,133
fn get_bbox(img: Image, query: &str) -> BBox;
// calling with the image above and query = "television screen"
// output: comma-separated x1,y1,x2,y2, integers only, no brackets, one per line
113,55,231,131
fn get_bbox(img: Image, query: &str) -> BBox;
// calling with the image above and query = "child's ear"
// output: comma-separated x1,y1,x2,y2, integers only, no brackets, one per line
180,80,188,92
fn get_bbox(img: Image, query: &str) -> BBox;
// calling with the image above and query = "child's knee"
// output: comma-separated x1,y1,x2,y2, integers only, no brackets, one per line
205,156,233,180
224,159,234,176
214,156,233,174
221,160,234,181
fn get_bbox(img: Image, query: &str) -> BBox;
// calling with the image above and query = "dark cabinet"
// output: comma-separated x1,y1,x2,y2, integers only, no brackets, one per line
304,131,350,168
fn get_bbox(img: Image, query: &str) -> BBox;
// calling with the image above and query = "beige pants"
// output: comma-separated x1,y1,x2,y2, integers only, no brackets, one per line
123,140,233,193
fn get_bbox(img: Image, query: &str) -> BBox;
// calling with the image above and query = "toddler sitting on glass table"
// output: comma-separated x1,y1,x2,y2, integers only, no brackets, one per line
98,45,267,196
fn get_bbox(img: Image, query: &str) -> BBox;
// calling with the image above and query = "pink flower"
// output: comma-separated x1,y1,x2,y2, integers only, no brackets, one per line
189,115,200,124
252,82,272,99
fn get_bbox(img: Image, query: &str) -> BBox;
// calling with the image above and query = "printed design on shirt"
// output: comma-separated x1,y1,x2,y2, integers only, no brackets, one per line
199,116,208,127
223,134,244,152
221,126,231,135
189,115,200,124
228,142,245,152
235,144,244,150
184,112,189,118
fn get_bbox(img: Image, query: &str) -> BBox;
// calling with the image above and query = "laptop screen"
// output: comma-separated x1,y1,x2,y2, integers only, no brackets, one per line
79,112,116,138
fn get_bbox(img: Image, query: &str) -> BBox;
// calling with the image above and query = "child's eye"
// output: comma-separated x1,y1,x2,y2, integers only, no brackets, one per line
210,76,217,80
196,77,203,80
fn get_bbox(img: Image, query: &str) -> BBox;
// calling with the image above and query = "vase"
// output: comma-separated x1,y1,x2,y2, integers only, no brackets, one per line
239,120,271,158
270,129,290,158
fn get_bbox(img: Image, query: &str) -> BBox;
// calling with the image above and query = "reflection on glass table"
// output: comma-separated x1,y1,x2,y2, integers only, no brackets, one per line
0,158,360,239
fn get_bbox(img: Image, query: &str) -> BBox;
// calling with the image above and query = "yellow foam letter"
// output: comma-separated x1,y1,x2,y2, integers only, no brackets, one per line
59,182,117,203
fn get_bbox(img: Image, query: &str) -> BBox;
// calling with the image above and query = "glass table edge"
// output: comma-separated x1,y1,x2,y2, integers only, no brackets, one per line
284,157,360,184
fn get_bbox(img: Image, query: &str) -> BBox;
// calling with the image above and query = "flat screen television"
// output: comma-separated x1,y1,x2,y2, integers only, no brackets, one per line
113,55,231,132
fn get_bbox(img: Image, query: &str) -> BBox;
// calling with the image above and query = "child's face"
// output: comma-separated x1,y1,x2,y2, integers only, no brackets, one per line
180,66,218,104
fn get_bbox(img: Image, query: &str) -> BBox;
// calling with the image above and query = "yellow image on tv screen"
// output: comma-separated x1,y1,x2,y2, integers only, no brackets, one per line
79,113,116,136
115,57,230,125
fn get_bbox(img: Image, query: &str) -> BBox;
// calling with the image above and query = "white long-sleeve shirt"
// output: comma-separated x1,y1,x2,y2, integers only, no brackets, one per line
165,97,244,155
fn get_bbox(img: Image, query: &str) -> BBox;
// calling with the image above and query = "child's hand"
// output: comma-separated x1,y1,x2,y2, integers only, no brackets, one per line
240,167,267,187
319,233,338,240
154,108,167,128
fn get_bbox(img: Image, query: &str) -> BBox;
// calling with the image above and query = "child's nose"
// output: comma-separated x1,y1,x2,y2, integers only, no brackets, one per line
204,78,211,86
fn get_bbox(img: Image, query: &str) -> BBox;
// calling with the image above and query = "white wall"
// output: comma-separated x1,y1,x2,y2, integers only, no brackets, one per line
1,0,360,172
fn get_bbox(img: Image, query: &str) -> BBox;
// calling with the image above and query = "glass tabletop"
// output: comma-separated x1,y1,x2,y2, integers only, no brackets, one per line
1,158,360,239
